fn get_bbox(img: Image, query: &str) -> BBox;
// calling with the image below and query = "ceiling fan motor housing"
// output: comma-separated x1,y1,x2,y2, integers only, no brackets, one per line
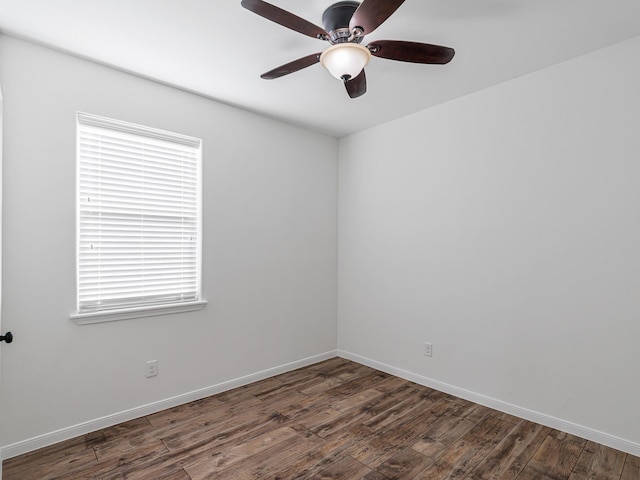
322,1,362,43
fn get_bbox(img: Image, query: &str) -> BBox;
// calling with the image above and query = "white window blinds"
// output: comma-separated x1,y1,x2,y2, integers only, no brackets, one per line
76,113,202,315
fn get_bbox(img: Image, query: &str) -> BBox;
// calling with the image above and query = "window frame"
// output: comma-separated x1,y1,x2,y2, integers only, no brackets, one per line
71,112,206,325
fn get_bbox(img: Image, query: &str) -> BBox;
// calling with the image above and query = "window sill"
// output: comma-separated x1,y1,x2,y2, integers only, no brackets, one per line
70,300,208,325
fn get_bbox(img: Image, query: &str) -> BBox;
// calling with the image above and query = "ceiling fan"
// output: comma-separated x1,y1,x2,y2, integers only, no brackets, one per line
241,0,455,98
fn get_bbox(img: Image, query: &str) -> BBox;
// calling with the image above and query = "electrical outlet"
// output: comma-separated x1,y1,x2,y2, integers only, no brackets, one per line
145,360,159,378
423,342,433,357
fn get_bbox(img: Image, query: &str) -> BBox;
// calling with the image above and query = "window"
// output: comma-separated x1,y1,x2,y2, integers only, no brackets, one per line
71,113,205,324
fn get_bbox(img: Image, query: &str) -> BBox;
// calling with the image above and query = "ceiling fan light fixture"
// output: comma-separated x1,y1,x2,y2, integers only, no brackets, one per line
320,43,371,81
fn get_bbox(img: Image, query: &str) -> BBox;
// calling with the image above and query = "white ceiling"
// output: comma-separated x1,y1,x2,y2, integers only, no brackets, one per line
1,0,639,137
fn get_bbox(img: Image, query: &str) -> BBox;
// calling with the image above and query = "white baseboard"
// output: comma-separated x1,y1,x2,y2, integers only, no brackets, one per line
338,349,640,457
0,350,337,461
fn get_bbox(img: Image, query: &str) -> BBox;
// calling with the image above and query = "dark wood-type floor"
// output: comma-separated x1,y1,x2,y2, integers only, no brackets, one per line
3,358,639,479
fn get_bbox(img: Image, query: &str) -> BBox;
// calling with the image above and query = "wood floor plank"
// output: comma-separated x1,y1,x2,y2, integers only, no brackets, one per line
99,416,154,440
161,406,286,452
621,454,640,480
269,423,374,479
376,447,435,479
1,433,97,474
182,425,300,479
276,362,367,395
409,399,480,459
465,419,551,480
569,440,627,480
312,385,420,440
258,389,317,414
349,397,482,471
253,377,323,404
3,358,634,480
2,444,98,480
297,375,348,396
98,413,295,480
199,429,325,479
57,441,172,480
322,370,391,400
331,387,387,413
515,430,586,480
208,388,264,412
239,377,286,398
275,390,338,420
412,414,518,479
84,415,289,480
363,385,441,432
314,455,373,479
344,426,408,470
93,418,192,462
307,356,348,370
288,404,344,430
155,470,192,480
302,359,375,388
362,472,390,480
146,396,226,427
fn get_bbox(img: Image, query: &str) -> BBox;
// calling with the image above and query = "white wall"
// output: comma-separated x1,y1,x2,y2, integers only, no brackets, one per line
338,36,640,453
0,35,338,452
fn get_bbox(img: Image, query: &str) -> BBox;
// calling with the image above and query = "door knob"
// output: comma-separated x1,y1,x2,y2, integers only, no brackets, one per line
0,332,13,343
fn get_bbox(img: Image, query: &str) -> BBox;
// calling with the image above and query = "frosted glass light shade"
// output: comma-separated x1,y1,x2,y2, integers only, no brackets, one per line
320,43,371,80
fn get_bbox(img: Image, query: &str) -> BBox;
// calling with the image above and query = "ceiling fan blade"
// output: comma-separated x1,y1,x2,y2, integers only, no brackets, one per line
260,53,322,79
241,0,329,40
349,0,406,36
368,40,455,64
344,70,367,98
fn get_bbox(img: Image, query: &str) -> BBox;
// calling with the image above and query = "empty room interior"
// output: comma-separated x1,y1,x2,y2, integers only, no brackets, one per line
0,0,639,478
